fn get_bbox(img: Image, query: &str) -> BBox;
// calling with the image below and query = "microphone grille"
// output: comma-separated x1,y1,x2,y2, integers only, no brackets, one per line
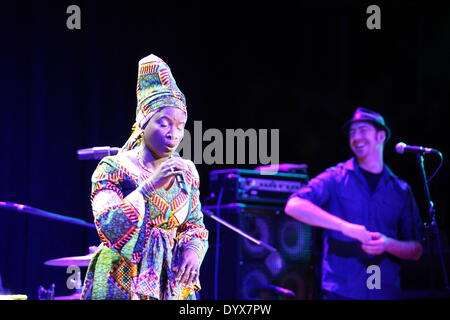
395,142,406,154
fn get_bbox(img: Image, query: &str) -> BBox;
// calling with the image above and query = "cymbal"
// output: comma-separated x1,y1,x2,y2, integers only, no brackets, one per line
44,254,93,267
54,293,81,300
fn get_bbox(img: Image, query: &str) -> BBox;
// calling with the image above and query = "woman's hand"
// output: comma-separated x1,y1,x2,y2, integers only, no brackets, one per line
144,157,188,189
173,248,200,286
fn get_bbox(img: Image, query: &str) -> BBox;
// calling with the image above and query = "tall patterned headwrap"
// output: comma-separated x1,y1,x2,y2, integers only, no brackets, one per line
121,54,187,152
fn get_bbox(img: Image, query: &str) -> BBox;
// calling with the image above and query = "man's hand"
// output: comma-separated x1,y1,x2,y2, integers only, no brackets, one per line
361,232,391,255
173,248,200,286
339,221,373,244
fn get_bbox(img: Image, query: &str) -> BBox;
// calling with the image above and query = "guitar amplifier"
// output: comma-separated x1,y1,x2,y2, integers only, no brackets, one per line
207,168,309,206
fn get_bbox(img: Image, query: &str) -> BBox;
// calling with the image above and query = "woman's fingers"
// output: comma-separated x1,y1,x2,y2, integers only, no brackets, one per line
167,170,185,176
144,158,189,189
180,264,192,284
161,160,187,180
184,266,195,285
175,261,187,281
181,265,200,286
186,268,199,286
164,158,188,172
179,249,200,286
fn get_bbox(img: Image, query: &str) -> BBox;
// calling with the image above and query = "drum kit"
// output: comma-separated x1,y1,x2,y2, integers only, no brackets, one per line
0,201,98,300
0,150,112,300
44,251,94,268
38,246,97,300
0,249,95,301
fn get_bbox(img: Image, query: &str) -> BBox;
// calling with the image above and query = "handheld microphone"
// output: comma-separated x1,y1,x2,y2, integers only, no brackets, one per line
395,142,440,155
77,146,120,160
170,153,188,194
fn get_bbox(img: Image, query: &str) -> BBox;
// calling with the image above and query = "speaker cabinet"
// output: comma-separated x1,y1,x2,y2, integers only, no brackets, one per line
200,204,315,300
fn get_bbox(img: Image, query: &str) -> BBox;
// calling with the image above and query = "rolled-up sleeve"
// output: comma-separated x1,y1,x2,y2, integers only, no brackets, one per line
289,168,335,208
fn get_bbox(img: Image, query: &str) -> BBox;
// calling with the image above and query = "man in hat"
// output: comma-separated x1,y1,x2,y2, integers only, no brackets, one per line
285,107,423,300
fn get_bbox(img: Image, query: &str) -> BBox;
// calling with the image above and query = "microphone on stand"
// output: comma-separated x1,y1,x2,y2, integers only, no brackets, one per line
77,146,120,160
395,142,440,155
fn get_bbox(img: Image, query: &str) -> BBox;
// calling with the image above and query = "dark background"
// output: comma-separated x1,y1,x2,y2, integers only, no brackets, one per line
0,0,449,299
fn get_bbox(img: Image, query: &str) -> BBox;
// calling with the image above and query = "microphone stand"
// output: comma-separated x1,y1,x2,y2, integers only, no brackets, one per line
0,201,96,230
202,204,279,300
202,207,277,253
417,153,449,290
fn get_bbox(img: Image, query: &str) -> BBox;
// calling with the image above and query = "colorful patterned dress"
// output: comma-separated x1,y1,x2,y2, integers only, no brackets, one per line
80,149,209,300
